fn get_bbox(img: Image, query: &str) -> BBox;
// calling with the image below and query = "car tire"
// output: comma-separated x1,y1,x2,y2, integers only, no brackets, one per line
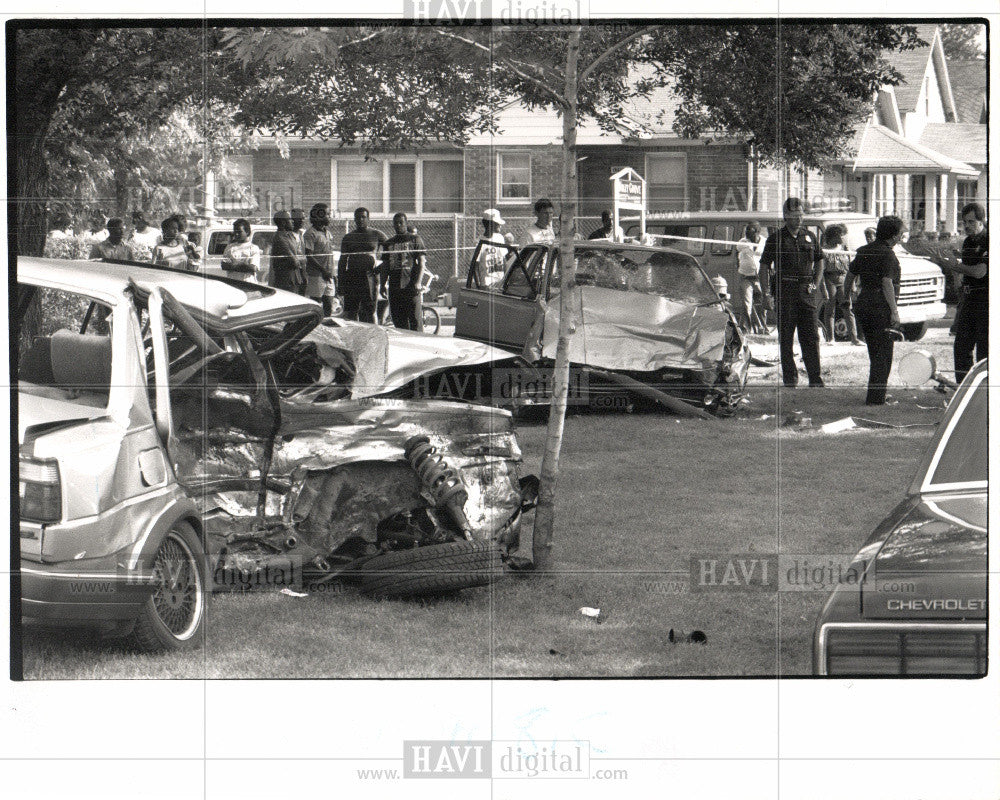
129,521,208,652
901,322,928,342
357,540,502,599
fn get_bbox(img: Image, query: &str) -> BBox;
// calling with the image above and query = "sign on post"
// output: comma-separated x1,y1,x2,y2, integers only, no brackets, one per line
610,167,645,239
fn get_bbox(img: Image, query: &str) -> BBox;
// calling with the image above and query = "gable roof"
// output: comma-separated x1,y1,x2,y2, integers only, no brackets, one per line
842,122,978,175
918,122,987,166
947,59,987,123
884,24,957,120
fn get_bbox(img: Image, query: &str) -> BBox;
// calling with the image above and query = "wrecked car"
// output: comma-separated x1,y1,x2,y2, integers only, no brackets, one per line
454,240,751,416
17,257,536,652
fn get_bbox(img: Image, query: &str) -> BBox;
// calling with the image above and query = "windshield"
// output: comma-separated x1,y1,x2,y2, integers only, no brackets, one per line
573,247,716,304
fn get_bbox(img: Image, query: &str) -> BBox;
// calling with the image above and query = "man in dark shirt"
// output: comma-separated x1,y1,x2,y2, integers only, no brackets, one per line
269,210,307,294
90,218,134,261
382,212,428,331
338,207,388,323
845,216,904,405
946,203,988,382
759,197,826,387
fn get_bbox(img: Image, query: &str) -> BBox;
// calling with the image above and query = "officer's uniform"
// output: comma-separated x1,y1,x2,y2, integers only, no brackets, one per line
953,228,988,383
760,226,824,386
848,239,901,405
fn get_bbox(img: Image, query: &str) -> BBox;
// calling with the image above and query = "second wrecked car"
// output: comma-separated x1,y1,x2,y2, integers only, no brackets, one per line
454,240,751,415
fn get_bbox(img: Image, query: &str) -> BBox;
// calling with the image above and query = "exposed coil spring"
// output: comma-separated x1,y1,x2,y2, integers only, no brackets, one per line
404,435,471,536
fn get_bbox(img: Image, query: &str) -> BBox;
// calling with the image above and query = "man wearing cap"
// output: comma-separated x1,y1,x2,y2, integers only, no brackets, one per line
478,208,510,286
759,197,826,387
269,210,307,294
338,207,388,323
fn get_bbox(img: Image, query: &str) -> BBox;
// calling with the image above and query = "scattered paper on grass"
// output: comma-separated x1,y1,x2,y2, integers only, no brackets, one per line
820,417,857,434
280,587,308,598
579,606,601,618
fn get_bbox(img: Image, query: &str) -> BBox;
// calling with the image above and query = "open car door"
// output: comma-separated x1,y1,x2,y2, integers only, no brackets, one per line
455,241,548,351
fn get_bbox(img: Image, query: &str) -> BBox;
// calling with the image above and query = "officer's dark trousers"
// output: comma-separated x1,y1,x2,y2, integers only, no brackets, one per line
855,295,894,405
777,298,821,386
343,292,376,324
389,288,423,331
953,298,988,384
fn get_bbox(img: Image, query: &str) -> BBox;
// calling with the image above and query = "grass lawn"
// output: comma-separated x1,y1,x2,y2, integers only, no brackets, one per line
20,323,957,679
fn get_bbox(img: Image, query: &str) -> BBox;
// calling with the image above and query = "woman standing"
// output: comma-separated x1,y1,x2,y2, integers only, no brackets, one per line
821,224,861,345
845,216,904,405
152,216,193,271
221,218,263,282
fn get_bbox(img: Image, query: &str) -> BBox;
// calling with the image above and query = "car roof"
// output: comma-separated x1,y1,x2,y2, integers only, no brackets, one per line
533,240,698,259
18,257,320,329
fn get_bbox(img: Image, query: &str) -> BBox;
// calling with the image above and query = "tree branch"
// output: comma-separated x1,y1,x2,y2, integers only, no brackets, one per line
432,28,568,109
578,26,662,86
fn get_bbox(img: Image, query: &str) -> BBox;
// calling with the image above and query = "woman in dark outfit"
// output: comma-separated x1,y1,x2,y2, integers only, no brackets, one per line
845,216,904,405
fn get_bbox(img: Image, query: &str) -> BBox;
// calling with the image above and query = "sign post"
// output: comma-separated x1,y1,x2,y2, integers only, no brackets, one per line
610,167,646,239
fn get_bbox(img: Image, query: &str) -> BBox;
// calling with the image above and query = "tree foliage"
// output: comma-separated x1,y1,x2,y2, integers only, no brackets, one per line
939,23,985,61
653,23,923,168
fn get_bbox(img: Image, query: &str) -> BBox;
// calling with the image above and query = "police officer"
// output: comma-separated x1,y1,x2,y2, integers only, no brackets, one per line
845,215,904,405
947,203,988,383
760,197,826,387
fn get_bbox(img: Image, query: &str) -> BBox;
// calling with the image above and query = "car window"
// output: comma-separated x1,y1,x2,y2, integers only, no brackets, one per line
17,284,113,403
208,232,233,256
711,225,735,255
573,247,716,304
658,225,706,256
252,232,274,250
503,249,544,299
925,373,987,488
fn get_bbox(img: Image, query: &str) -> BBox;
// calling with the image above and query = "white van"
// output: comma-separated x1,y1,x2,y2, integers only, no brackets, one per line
630,211,946,341
201,223,278,282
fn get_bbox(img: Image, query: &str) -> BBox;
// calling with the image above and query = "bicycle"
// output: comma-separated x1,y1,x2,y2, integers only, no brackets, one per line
378,273,442,335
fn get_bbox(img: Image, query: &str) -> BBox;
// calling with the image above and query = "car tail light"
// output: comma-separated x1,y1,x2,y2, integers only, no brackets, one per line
825,628,986,676
19,456,62,522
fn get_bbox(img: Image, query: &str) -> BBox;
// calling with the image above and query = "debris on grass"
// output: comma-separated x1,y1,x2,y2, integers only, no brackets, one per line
279,587,309,598
819,417,857,434
579,606,603,623
668,628,708,644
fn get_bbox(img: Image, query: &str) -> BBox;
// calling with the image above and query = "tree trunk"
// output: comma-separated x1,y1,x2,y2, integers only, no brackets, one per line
749,145,759,211
15,130,52,257
532,26,581,571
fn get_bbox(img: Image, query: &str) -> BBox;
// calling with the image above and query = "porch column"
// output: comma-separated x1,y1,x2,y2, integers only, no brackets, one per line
941,173,957,234
925,173,938,233
897,174,911,224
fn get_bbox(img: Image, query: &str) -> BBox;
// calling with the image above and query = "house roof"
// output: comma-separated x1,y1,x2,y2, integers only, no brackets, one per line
918,122,987,166
947,59,987,123
886,25,953,114
842,122,978,175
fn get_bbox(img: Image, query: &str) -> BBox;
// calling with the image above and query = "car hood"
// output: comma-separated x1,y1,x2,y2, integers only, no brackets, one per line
303,319,518,398
534,286,739,377
18,388,107,446
861,492,987,620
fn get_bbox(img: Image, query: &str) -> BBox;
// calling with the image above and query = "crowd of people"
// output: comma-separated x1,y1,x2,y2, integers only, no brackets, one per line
742,197,987,403
62,195,987,392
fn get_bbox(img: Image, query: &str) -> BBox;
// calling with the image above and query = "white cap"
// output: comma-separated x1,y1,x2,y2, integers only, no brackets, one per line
482,208,505,225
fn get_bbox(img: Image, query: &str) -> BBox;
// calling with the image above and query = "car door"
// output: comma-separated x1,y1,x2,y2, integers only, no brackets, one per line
455,245,547,350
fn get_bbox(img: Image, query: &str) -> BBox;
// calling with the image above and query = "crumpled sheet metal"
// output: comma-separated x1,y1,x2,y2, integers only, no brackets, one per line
534,286,731,380
176,397,524,554
304,321,508,399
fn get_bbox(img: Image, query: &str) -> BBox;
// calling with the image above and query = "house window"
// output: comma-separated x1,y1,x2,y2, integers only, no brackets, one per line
873,174,895,217
646,153,686,212
957,179,978,209
498,153,531,202
335,157,462,214
389,163,416,213
422,160,462,213
336,160,383,214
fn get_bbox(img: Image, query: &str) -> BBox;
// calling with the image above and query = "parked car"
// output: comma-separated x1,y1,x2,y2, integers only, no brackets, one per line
812,359,987,676
454,239,751,416
17,257,535,650
633,211,946,341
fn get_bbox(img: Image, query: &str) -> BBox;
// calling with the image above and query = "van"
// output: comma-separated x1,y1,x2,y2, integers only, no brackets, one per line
201,223,278,282
628,211,946,341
